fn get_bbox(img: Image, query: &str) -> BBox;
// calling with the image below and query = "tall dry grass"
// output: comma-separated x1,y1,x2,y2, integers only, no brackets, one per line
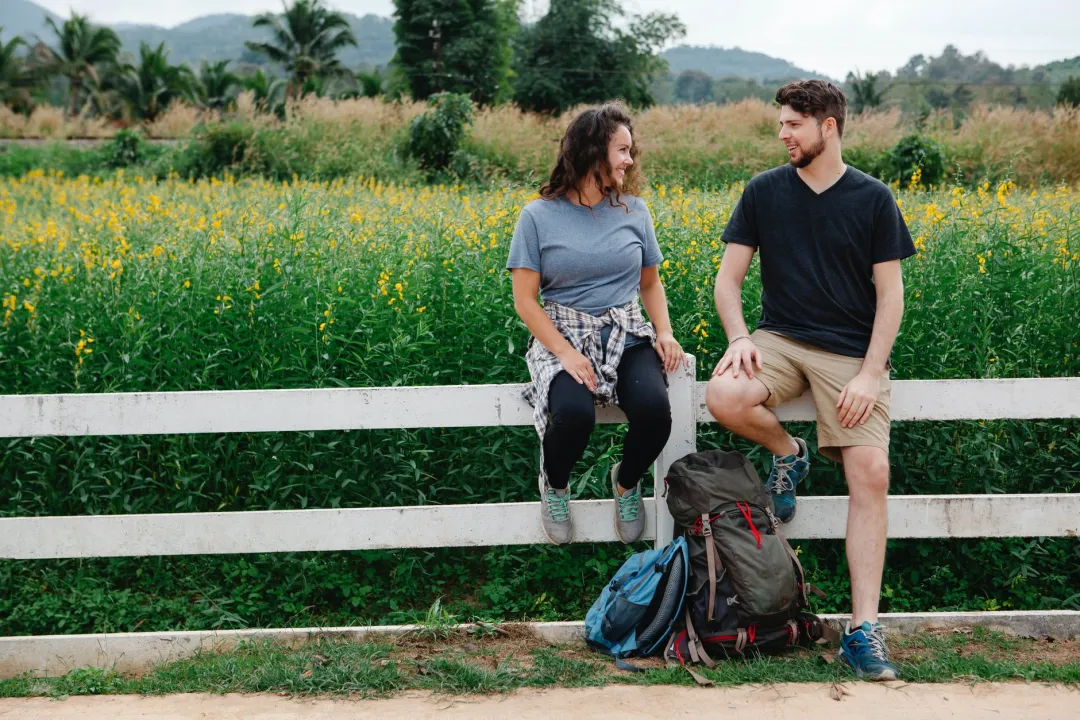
145,103,206,139
4,98,1080,185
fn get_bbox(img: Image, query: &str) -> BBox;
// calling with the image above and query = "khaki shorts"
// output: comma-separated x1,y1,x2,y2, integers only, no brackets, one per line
751,330,891,463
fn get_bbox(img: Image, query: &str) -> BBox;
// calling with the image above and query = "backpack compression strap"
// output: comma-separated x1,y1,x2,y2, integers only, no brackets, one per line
683,608,715,668
700,512,722,621
772,516,809,606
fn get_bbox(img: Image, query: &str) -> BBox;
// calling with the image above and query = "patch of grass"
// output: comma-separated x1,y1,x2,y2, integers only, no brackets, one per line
410,598,460,643
525,649,607,688
2,631,1079,699
415,655,523,694
135,639,405,698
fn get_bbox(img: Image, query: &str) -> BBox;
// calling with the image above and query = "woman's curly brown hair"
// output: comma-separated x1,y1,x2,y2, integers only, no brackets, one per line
539,102,642,209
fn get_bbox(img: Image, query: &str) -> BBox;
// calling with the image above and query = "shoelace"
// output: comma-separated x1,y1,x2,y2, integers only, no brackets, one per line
768,460,797,494
616,487,640,522
865,625,891,663
546,489,570,522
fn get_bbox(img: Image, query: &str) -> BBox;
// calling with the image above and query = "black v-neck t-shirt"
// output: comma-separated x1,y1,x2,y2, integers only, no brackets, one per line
721,164,916,358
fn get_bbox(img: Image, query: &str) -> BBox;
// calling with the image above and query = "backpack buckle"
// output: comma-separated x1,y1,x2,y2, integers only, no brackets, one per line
700,512,712,537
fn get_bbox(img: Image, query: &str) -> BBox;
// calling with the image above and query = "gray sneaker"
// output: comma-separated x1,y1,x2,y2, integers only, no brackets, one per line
538,474,573,545
611,462,646,544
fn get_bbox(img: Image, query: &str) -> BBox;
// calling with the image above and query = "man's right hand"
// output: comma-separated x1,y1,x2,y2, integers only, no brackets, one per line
712,336,764,379
557,347,598,392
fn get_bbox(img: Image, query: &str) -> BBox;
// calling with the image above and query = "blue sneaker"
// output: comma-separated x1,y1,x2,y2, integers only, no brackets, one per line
766,437,809,523
839,621,899,681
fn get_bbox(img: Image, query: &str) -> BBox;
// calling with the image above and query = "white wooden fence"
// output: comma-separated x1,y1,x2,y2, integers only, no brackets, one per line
2,357,1079,561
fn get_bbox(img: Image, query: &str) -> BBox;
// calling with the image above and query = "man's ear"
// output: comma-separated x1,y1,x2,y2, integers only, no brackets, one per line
823,116,838,139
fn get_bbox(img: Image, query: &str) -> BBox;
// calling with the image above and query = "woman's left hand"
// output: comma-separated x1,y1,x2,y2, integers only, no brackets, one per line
654,332,685,374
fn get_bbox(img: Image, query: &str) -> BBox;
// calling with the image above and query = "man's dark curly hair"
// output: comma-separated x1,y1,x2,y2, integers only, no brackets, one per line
775,79,848,138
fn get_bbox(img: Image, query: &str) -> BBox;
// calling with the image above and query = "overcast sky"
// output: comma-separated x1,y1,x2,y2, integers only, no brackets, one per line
29,0,1080,79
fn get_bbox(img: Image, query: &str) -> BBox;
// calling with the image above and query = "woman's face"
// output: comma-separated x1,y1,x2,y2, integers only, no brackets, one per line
606,124,633,188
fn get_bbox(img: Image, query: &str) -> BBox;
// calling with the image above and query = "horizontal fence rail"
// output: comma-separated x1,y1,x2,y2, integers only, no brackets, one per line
3,494,1079,560
3,377,1079,439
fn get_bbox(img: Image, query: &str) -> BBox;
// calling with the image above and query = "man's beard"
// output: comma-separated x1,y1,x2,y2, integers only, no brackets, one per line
790,133,826,168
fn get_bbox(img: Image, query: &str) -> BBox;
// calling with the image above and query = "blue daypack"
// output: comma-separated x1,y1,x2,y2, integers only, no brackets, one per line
584,537,689,669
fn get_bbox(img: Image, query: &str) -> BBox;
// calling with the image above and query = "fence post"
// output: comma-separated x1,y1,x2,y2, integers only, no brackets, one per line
653,354,697,548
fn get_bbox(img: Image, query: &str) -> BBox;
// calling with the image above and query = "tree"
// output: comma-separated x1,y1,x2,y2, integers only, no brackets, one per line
513,0,684,114
673,70,712,104
194,60,241,112
1057,76,1080,108
0,28,34,113
41,14,121,116
112,42,194,122
244,0,357,99
356,68,384,98
847,71,887,113
391,0,518,106
242,69,287,115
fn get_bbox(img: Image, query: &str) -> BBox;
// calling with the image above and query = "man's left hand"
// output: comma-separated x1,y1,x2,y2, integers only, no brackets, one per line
837,371,880,428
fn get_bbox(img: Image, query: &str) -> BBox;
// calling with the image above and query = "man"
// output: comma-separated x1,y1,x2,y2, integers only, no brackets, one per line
705,80,915,681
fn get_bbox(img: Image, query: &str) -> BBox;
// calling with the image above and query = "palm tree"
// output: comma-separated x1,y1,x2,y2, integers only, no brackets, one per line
241,68,287,116
356,68,384,98
244,0,357,99
847,71,888,114
113,42,194,122
194,60,241,112
0,28,34,113
41,14,121,116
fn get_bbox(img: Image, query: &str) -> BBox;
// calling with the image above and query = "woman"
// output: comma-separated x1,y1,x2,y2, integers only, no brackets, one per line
507,102,684,546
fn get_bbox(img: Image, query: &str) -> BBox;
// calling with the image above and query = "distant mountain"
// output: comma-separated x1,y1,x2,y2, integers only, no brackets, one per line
1036,56,1080,84
2,0,63,42
661,45,833,83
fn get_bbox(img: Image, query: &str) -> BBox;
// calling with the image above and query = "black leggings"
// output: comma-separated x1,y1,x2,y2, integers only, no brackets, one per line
543,343,672,491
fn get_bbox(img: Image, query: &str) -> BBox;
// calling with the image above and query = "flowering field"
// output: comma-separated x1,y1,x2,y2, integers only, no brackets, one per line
1,171,1078,634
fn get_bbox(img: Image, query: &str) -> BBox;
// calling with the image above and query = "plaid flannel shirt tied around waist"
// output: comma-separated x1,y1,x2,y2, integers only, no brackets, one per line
523,299,657,485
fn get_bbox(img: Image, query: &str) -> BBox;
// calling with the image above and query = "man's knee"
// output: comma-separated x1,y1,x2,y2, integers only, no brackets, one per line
844,447,890,497
705,374,765,426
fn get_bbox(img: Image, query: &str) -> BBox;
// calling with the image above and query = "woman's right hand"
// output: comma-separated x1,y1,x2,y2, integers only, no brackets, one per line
557,347,598,392
712,337,763,380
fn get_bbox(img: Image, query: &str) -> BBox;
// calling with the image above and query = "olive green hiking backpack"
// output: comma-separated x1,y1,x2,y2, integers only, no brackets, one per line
662,449,839,666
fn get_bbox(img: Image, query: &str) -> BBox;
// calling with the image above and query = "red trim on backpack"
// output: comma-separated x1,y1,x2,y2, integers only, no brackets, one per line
689,513,723,535
702,634,739,643
748,624,757,644
674,630,686,664
736,502,762,548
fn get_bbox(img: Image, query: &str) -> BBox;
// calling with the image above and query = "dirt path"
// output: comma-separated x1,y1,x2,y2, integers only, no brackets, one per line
2,683,1078,719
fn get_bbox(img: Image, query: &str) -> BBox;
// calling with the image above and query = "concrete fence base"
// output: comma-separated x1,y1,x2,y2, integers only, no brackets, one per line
2,611,1077,679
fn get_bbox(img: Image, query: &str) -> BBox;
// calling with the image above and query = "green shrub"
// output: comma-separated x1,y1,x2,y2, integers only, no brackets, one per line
405,93,475,178
102,129,148,169
882,134,947,187
173,121,258,179
843,145,888,179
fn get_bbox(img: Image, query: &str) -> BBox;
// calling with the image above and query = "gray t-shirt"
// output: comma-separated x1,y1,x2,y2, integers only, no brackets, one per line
506,194,663,317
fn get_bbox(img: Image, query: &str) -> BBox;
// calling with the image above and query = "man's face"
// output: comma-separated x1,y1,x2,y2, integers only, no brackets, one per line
778,105,826,169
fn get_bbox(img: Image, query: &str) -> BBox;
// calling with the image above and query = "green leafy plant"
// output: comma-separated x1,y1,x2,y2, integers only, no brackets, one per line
883,134,947,186
404,92,475,178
